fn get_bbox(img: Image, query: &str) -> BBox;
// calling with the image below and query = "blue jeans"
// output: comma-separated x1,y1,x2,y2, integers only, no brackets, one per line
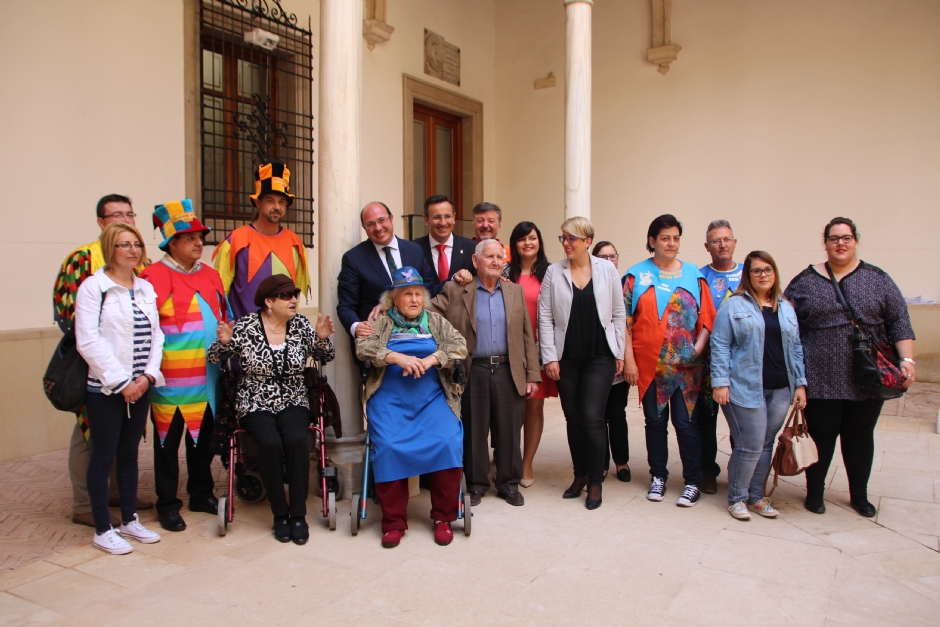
643,385,703,487
721,387,791,505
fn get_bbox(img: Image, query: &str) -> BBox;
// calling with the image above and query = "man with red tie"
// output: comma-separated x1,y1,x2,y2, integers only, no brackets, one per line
414,194,476,286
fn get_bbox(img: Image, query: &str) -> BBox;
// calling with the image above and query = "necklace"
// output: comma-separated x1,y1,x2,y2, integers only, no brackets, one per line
262,314,286,334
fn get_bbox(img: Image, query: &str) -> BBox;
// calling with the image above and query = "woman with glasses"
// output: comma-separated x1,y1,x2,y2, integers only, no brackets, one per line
711,251,807,520
503,221,556,487
209,274,335,544
591,241,633,483
538,218,625,510
623,215,716,508
784,218,915,518
75,223,165,554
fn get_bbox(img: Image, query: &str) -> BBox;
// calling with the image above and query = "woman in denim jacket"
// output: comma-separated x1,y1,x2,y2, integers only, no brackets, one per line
710,251,807,520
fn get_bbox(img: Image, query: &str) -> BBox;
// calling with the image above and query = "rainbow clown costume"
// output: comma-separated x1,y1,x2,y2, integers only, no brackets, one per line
139,199,230,527
212,160,311,320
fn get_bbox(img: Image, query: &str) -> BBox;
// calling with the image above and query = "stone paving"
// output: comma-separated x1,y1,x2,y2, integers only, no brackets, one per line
1,384,938,626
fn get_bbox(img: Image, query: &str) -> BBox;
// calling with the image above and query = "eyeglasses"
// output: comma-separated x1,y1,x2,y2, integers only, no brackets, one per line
274,290,301,301
749,267,775,277
363,216,390,230
826,234,855,244
558,235,583,244
596,254,619,261
708,238,734,246
114,243,144,250
102,212,136,220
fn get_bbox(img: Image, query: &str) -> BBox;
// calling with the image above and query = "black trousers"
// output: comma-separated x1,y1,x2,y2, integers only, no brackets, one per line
153,407,216,515
604,381,630,469
698,396,722,478
557,354,616,486
241,406,312,518
85,391,149,534
804,398,883,499
643,385,703,487
462,363,524,494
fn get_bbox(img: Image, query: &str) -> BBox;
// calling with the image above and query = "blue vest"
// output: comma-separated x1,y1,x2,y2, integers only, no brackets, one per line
625,258,704,320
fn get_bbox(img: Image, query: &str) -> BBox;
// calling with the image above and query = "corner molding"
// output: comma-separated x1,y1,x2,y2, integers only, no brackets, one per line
363,0,394,51
647,0,681,75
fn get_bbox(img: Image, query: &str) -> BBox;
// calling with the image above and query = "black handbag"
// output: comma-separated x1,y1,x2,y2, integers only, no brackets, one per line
42,327,90,413
825,263,906,400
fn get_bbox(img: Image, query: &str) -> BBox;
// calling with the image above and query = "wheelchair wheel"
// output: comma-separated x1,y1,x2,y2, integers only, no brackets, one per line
350,492,362,536
328,491,337,531
463,493,472,536
235,470,266,504
217,495,228,537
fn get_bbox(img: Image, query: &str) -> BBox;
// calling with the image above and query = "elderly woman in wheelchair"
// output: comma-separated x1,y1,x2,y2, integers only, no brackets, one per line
356,267,468,548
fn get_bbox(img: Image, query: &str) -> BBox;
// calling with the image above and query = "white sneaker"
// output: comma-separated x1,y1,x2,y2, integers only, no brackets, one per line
647,477,666,501
93,528,133,555
676,485,700,507
119,514,162,544
728,501,751,520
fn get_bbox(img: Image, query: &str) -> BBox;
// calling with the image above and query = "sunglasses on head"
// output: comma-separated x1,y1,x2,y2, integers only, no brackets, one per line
274,290,301,301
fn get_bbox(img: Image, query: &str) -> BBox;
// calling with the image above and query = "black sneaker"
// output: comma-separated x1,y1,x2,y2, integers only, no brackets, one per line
290,517,309,545
676,485,700,507
647,477,666,501
273,516,291,542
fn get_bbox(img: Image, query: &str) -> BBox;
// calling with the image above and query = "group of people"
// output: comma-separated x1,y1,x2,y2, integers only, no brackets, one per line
52,156,917,554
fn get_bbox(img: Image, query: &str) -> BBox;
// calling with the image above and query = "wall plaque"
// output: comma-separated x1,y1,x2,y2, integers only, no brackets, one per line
424,29,460,87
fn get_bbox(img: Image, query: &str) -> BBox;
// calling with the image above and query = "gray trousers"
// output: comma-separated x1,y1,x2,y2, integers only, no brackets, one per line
69,422,120,514
462,363,524,494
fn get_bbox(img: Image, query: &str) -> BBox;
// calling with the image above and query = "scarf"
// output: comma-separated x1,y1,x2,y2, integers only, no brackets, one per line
388,308,431,334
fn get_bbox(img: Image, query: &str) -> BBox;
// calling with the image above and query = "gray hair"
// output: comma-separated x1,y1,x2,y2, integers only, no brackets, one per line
705,219,733,237
379,286,432,312
474,238,505,258
472,201,502,222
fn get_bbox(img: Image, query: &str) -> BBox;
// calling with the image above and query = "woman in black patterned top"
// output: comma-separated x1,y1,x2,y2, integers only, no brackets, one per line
208,275,335,544
784,218,915,518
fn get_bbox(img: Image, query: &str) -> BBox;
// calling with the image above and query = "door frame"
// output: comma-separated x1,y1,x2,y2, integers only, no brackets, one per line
402,75,483,226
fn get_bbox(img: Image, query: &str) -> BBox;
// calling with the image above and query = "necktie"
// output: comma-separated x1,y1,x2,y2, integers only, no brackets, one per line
436,244,450,283
383,245,398,277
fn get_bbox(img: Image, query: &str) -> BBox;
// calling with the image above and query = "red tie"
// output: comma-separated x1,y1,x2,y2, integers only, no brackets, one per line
437,244,450,283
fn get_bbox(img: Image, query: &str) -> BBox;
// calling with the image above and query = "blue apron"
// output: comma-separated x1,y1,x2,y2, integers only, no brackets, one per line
367,335,464,483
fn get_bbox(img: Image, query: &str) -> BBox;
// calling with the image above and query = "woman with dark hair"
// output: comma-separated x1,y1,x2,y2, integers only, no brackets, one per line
711,251,807,520
592,240,632,482
504,222,556,487
623,214,716,508
785,218,915,518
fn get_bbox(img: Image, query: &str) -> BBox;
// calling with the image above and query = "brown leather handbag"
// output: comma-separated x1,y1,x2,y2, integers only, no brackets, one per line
764,404,819,496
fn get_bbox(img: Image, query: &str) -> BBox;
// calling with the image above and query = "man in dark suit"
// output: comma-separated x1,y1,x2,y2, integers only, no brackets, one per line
337,202,438,344
414,194,476,285
429,239,541,507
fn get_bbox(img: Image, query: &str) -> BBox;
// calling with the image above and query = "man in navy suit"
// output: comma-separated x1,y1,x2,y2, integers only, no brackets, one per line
414,194,476,286
337,202,439,343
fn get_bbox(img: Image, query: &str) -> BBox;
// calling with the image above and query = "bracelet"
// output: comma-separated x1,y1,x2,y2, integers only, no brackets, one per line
144,374,156,386
900,358,916,366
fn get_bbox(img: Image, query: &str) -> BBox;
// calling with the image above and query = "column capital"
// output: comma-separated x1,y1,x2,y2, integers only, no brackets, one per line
564,0,593,6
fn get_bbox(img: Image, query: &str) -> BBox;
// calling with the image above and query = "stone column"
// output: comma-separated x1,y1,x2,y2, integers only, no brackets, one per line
318,0,364,498
564,0,592,219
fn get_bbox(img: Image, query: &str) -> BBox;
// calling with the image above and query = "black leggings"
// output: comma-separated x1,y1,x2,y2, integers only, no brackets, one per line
241,407,311,518
804,398,883,499
556,354,616,486
604,381,630,468
85,391,150,534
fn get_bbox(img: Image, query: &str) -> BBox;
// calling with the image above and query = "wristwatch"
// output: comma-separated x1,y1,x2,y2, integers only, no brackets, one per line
900,358,916,366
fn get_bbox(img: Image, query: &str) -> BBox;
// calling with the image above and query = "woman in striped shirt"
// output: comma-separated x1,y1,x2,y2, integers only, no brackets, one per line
75,223,165,554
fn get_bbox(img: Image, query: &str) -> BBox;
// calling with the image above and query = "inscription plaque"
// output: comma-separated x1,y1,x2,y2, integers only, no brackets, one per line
424,29,460,87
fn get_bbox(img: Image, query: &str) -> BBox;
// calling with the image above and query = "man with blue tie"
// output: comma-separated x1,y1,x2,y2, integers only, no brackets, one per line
337,202,439,347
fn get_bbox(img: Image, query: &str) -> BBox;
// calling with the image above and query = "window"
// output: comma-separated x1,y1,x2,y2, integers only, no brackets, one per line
199,0,314,246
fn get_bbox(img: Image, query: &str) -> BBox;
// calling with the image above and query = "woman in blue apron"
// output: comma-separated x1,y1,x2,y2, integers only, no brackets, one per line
357,267,468,548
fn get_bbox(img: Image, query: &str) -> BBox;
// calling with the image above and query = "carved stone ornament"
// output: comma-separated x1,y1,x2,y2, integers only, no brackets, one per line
363,0,394,51
647,0,681,75
424,29,460,87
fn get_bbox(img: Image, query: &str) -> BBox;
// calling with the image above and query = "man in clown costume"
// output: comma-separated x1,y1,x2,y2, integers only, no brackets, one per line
140,200,231,532
212,159,311,320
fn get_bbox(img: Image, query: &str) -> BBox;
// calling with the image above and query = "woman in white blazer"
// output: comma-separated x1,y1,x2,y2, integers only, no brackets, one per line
75,223,164,555
538,217,625,510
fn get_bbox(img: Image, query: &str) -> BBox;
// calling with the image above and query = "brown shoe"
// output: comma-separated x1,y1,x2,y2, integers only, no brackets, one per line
701,476,718,494
72,511,120,528
108,496,155,510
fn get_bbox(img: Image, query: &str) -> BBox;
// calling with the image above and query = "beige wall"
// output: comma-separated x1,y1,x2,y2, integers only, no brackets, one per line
494,0,940,305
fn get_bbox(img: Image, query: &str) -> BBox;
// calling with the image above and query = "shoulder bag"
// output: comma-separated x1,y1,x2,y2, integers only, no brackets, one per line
825,263,906,400
764,404,819,497
42,291,105,413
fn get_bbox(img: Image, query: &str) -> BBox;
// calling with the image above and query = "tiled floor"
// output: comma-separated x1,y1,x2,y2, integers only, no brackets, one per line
1,384,938,626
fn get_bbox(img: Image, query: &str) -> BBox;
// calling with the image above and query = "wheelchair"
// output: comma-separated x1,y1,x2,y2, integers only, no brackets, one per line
350,360,472,537
217,355,340,536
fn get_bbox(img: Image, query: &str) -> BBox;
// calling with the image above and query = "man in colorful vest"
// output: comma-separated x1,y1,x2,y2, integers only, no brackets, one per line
697,219,743,494
212,160,311,319
140,200,231,532
52,194,152,527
